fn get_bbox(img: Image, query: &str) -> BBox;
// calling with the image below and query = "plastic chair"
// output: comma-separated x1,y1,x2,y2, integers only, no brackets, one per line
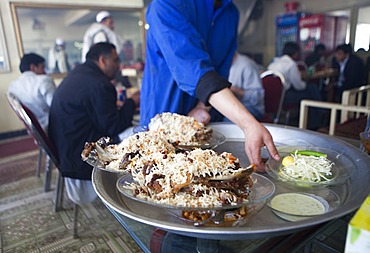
260,70,287,124
6,93,80,238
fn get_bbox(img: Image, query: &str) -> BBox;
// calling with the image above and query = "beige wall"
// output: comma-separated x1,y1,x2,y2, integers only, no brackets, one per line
0,0,143,135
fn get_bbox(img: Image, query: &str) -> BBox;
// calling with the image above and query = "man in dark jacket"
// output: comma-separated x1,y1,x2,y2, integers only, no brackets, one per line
49,42,139,204
332,44,365,102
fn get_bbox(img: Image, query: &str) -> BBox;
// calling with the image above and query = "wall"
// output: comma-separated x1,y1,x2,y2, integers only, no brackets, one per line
238,0,370,66
0,0,143,136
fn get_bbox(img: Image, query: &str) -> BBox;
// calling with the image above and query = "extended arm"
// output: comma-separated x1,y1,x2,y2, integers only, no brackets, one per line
208,88,280,170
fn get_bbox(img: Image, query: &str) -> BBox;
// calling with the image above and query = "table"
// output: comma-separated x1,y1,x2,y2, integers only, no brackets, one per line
305,68,338,102
307,68,338,80
92,123,370,252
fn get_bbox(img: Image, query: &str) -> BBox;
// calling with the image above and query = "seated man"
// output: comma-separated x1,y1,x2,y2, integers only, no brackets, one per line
227,52,264,121
48,42,140,204
332,44,365,103
268,42,322,129
8,53,56,130
305,43,326,67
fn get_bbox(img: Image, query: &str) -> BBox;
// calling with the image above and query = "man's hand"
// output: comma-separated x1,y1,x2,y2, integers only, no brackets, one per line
188,107,211,125
127,90,140,108
208,88,280,171
242,122,280,172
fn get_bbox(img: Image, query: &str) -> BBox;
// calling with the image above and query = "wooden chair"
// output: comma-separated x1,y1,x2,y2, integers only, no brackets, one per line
299,85,370,138
6,93,80,238
341,85,370,122
260,70,287,124
6,94,53,192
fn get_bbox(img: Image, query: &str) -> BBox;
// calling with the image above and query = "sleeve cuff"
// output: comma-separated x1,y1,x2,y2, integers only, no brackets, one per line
195,71,231,106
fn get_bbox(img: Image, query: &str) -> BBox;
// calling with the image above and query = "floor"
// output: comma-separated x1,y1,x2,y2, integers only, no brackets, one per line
0,135,144,253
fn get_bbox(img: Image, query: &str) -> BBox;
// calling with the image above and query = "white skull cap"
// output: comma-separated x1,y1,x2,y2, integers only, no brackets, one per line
96,11,111,23
55,38,65,46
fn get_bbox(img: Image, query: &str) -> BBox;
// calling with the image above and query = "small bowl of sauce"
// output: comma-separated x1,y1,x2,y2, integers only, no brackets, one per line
267,190,340,221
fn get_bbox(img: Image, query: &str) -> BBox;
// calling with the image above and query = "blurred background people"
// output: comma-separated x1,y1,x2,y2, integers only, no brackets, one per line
48,42,139,204
8,53,56,130
81,11,124,63
140,0,279,169
268,42,307,94
305,43,327,67
331,44,365,102
121,40,134,65
354,44,370,84
48,37,70,74
268,42,323,129
227,52,265,121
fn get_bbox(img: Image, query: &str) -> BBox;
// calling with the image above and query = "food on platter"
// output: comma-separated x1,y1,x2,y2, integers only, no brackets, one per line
83,112,263,210
159,173,275,226
81,113,225,171
182,205,248,224
279,149,335,183
121,148,256,208
266,147,354,187
83,127,258,208
82,136,117,169
148,112,213,146
81,131,175,171
182,209,213,222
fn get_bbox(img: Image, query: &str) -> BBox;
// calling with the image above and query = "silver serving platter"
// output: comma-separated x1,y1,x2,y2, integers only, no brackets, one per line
92,123,370,240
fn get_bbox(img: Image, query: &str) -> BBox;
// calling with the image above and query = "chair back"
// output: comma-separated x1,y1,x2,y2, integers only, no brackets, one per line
260,70,287,123
6,93,60,168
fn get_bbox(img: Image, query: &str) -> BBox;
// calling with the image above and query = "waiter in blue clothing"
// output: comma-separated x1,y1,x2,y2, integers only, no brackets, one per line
140,0,279,170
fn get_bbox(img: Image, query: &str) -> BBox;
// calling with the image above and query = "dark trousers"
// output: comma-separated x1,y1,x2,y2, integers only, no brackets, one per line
284,84,324,130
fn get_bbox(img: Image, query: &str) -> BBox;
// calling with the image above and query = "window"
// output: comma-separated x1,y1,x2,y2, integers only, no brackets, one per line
10,4,145,75
354,5,370,51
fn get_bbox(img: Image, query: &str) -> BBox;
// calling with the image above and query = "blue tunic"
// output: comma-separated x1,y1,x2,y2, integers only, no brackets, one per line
140,0,239,126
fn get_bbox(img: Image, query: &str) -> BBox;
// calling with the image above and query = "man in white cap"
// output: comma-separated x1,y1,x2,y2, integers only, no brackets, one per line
48,37,70,74
81,11,124,63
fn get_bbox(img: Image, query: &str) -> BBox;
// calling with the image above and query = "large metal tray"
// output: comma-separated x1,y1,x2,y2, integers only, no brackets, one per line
92,123,370,240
